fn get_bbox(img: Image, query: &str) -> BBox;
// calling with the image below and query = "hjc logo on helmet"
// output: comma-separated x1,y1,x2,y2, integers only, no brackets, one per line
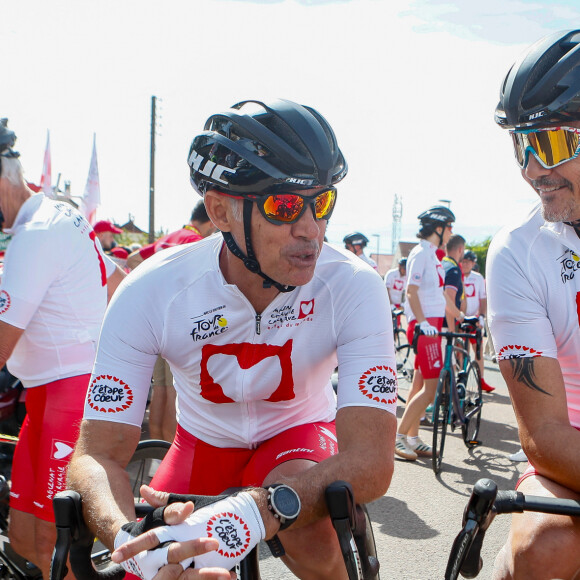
188,150,236,185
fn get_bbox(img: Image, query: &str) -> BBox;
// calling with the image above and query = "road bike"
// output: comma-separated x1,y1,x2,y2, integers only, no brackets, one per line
445,477,580,579
51,480,381,580
0,438,170,580
391,308,407,348
413,318,484,474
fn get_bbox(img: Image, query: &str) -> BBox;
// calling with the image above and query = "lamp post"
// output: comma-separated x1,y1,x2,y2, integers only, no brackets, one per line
372,233,380,264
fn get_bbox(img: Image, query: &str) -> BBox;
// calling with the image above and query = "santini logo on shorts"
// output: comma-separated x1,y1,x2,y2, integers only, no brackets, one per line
497,345,543,361
0,290,10,315
206,512,251,558
87,375,134,413
358,366,397,405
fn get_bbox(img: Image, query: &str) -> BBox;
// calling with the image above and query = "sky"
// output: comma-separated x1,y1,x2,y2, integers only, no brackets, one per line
3,0,580,251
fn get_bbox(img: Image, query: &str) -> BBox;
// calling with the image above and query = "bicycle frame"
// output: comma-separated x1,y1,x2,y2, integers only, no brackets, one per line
439,332,479,429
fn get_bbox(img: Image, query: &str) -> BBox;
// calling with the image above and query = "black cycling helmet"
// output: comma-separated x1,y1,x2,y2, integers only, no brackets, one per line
417,206,455,248
495,29,580,129
463,250,478,262
0,119,19,232
343,232,369,247
188,99,347,196
417,206,455,227
0,119,16,154
398,258,407,266
187,99,347,293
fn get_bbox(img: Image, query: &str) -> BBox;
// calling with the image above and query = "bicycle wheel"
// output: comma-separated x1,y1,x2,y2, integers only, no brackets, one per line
126,439,171,499
362,505,381,580
461,362,482,447
395,344,414,403
432,371,451,475
394,328,407,348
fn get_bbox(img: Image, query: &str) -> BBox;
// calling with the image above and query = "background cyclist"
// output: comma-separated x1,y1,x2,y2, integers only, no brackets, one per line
67,99,397,580
395,206,465,461
488,29,580,579
461,250,494,393
385,257,407,323
343,231,378,270
0,119,125,577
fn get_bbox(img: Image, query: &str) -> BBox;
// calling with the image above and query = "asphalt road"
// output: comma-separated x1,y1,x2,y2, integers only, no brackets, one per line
258,359,524,579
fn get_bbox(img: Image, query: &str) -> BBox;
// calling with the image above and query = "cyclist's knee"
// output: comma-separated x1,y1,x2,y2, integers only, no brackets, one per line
280,516,347,580
506,514,580,578
8,509,36,560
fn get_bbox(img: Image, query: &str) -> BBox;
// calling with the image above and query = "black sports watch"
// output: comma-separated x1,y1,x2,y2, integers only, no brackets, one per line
265,483,301,531
264,484,301,558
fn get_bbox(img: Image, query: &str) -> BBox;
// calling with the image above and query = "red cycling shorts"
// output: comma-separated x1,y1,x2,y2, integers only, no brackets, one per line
407,318,444,379
149,421,338,495
10,374,89,522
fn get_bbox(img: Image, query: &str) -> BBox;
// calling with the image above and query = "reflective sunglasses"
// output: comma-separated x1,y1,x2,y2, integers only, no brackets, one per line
228,188,337,225
510,126,580,169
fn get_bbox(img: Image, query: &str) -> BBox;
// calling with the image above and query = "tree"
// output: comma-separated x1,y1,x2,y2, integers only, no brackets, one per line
466,236,493,276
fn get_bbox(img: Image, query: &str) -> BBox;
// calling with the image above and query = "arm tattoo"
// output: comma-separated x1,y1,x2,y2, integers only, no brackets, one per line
508,358,551,395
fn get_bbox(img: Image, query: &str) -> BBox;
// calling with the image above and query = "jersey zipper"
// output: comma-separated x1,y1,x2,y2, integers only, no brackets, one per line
255,313,261,335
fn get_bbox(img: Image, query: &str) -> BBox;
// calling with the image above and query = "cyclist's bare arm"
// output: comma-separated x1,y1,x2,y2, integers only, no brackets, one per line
479,297,487,317
0,320,24,368
106,265,126,302
443,289,463,323
499,355,580,492
67,418,142,549
126,250,144,271
275,406,395,527
406,284,426,322
444,287,458,329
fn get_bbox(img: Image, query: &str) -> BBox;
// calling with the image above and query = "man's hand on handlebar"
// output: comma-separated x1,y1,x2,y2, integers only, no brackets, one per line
112,485,255,580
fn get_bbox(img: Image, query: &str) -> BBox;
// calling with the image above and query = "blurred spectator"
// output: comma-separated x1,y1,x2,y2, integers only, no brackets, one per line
127,200,216,271
93,219,122,252
442,234,466,330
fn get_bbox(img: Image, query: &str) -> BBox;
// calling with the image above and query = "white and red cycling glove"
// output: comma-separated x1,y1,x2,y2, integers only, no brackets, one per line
114,491,266,580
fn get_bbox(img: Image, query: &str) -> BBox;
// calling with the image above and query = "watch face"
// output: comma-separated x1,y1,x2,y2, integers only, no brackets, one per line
273,486,300,518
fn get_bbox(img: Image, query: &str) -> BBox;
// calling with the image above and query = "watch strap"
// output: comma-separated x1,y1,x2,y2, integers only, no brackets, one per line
265,534,285,558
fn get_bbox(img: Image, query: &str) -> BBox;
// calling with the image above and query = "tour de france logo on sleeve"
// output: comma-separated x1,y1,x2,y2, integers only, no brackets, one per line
87,375,134,413
206,512,251,558
0,290,10,315
358,366,397,405
558,249,580,283
497,345,543,361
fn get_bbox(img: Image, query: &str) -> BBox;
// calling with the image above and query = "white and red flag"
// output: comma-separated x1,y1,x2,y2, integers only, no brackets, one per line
39,130,53,198
80,134,101,225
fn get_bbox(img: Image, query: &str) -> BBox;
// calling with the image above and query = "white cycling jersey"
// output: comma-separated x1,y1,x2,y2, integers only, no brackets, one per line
384,268,407,306
463,271,486,317
83,235,397,448
405,239,446,321
357,252,378,270
487,203,580,428
0,194,114,387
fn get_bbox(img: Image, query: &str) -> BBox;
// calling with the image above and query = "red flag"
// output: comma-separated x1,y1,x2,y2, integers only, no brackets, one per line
79,134,100,225
39,130,53,198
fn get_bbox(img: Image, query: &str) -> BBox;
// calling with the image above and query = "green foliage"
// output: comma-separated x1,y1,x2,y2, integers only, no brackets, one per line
466,236,492,276
116,231,149,249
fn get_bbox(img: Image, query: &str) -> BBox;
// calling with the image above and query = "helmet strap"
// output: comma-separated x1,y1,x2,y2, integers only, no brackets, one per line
221,199,295,293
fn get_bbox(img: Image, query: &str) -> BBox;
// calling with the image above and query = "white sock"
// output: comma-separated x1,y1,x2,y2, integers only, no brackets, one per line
407,436,418,445
396,433,406,440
